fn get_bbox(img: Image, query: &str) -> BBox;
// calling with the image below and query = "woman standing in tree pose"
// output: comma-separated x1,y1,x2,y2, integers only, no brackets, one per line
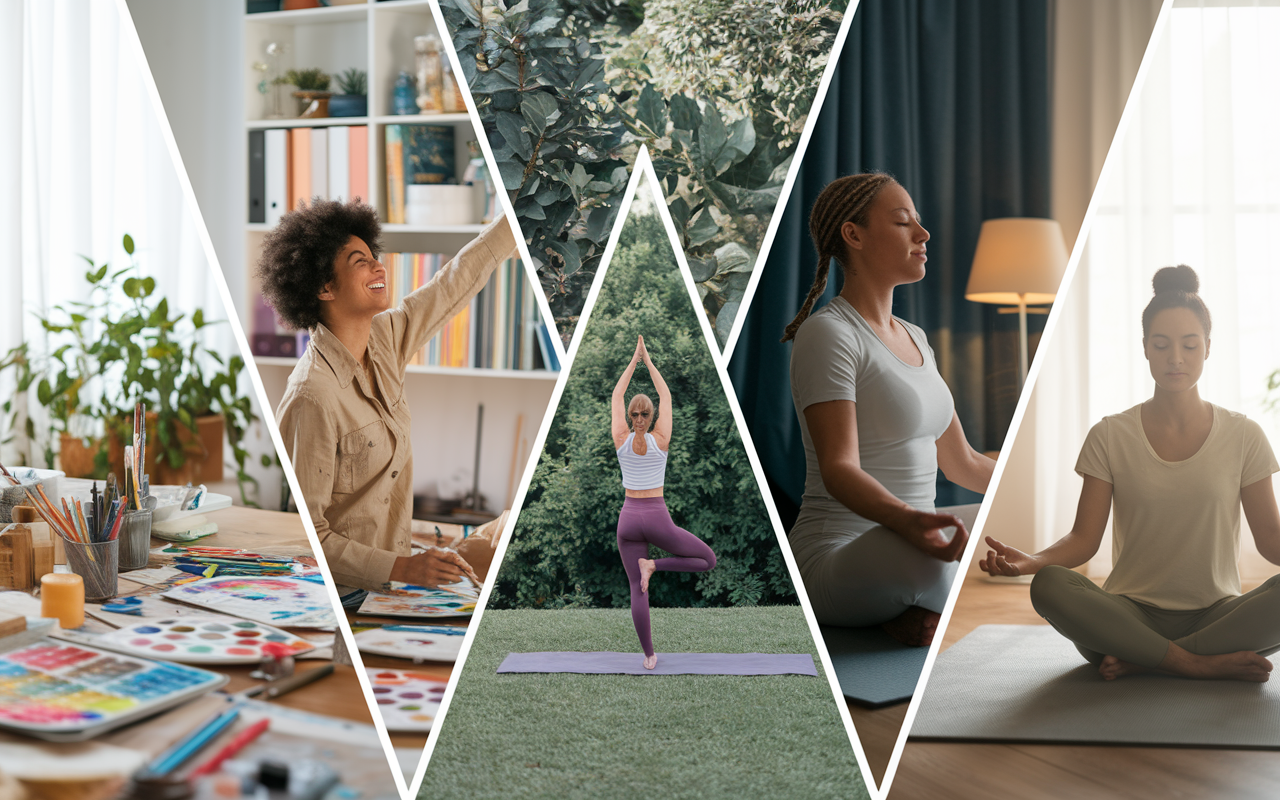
784,173,995,647
982,266,1280,681
613,335,717,669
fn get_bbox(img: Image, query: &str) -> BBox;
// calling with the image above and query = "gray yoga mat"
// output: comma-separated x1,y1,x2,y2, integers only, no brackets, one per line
497,651,818,676
911,624,1280,748
820,625,929,708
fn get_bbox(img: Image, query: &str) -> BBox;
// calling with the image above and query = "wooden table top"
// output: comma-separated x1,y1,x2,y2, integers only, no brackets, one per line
0,502,399,799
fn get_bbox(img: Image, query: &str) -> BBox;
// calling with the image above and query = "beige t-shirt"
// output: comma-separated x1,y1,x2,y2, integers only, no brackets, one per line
1075,403,1279,610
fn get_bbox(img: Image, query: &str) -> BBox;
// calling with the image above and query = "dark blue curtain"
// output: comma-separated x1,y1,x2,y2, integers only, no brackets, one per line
728,0,1052,530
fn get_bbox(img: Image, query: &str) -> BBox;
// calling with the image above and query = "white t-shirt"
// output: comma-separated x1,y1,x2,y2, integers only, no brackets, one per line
789,296,955,539
1075,403,1280,610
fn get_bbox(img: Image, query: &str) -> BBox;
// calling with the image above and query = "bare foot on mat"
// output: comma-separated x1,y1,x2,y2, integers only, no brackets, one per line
881,606,939,647
639,558,656,593
1098,656,1154,680
644,654,658,670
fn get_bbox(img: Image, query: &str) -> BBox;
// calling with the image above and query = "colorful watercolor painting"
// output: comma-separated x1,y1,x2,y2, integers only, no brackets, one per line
160,576,337,629
356,581,477,619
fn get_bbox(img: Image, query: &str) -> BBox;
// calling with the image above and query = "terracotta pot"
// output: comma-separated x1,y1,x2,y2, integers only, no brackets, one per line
57,433,104,479
156,415,224,486
294,91,332,119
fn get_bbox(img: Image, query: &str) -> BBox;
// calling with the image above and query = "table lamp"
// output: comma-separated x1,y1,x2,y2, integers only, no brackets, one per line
965,218,1068,386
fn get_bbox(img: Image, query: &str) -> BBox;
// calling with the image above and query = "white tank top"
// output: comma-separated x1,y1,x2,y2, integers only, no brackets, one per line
617,432,668,490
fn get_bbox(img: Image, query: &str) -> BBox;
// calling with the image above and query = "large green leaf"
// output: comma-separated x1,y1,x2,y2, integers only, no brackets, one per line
636,84,667,136
495,112,532,160
520,92,560,137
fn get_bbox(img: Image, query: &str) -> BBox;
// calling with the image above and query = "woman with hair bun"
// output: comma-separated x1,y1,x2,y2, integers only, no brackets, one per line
785,174,995,647
982,265,1280,681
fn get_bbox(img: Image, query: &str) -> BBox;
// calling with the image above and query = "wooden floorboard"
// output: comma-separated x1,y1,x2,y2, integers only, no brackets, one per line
886,576,1275,799
848,700,906,789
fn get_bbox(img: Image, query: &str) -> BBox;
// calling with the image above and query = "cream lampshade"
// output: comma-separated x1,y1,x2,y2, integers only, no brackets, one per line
965,218,1068,384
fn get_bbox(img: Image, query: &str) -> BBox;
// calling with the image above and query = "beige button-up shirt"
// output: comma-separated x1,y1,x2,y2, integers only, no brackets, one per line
276,218,517,593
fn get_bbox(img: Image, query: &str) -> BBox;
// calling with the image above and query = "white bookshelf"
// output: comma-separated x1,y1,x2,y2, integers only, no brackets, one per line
243,0,556,516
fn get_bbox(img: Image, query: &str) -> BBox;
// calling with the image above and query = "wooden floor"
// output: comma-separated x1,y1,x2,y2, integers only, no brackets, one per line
885,576,1280,800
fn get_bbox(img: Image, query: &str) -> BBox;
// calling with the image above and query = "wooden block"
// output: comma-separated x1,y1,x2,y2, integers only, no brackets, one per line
30,524,54,582
0,524,34,591
12,506,37,524
0,611,26,639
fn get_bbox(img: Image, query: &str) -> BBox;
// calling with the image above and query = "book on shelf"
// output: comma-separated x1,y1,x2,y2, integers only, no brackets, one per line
248,125,369,224
383,253,543,371
250,256,554,374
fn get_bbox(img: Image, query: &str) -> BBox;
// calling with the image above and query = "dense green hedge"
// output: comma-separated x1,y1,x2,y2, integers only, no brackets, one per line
491,208,796,609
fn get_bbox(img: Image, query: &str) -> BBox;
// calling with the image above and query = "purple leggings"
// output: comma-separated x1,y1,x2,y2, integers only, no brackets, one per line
616,496,717,656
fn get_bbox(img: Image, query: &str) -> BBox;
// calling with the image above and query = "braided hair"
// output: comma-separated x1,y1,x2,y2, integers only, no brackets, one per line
1141,265,1211,340
781,173,899,342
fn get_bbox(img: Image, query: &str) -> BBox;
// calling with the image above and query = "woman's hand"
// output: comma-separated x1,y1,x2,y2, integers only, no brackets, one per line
390,549,475,588
892,509,970,562
633,335,645,363
978,536,1041,577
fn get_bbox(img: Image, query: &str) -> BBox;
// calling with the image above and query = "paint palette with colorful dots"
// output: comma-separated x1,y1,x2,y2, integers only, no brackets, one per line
98,617,316,665
365,667,446,732
160,576,337,629
0,639,226,741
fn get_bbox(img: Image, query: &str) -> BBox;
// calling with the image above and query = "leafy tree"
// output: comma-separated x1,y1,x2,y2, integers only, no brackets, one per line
443,0,845,347
490,204,796,610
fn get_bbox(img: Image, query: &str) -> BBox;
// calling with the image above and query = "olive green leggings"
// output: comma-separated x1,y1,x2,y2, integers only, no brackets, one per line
1029,565,1280,669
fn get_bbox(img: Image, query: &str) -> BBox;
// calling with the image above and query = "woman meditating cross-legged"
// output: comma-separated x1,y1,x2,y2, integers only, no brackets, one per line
613,335,716,670
784,174,995,647
982,266,1280,682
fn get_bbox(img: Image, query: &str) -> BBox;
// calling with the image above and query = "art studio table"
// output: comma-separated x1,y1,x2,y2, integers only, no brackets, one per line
0,501,396,800
349,521,474,751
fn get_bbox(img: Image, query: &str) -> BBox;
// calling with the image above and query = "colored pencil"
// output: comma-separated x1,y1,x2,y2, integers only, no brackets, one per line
187,717,270,779
145,705,241,777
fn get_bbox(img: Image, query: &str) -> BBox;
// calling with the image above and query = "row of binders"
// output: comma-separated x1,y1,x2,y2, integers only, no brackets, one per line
248,127,369,225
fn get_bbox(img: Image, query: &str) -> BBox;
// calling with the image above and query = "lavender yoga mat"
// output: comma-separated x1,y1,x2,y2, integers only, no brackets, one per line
497,651,819,676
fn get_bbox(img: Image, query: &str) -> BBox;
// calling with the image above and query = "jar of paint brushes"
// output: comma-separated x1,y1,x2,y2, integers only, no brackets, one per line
119,509,153,571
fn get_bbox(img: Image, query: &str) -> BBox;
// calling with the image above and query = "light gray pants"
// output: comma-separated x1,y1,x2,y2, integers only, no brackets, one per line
1030,565,1280,668
795,525,959,627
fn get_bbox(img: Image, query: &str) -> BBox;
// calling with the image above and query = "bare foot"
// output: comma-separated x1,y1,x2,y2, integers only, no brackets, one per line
639,558,656,593
643,654,657,670
1164,647,1273,682
881,606,940,647
1098,655,1154,680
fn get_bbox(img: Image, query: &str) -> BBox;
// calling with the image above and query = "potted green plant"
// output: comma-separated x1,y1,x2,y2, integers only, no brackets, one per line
0,234,266,505
277,67,332,118
329,67,367,118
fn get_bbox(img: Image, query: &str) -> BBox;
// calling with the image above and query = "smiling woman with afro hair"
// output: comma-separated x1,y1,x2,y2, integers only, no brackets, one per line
263,198,518,601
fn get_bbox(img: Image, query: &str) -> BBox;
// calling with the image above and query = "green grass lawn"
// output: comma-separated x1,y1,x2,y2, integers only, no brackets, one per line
417,606,866,800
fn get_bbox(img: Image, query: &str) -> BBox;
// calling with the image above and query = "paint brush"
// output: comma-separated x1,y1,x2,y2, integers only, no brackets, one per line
259,663,334,700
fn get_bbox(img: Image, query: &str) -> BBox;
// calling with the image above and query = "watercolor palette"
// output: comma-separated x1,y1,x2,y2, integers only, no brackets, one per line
353,625,466,662
98,617,316,665
365,667,446,732
160,576,337,629
0,639,226,741
356,582,478,619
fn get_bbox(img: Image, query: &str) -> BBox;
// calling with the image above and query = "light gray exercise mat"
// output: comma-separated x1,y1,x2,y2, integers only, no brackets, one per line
820,625,929,708
497,651,818,676
911,624,1280,749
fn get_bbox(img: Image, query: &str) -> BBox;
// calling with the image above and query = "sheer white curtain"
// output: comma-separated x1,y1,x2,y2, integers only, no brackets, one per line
1019,1,1280,581
0,0,235,473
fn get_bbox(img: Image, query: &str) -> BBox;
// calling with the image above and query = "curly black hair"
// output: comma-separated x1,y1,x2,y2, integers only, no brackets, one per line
257,198,382,330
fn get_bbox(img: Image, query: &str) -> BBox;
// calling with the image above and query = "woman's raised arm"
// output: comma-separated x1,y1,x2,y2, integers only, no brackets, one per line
979,474,1112,576
639,336,672,450
612,337,643,449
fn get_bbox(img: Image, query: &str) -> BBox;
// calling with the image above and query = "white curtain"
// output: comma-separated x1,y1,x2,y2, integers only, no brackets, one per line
1018,0,1280,581
1,0,238,479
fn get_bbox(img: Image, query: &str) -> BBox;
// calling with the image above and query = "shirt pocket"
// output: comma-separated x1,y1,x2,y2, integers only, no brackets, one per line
335,421,389,494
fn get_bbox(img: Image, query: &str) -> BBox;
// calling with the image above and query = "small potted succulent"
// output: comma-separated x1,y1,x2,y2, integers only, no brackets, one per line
277,68,331,118
329,68,367,118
